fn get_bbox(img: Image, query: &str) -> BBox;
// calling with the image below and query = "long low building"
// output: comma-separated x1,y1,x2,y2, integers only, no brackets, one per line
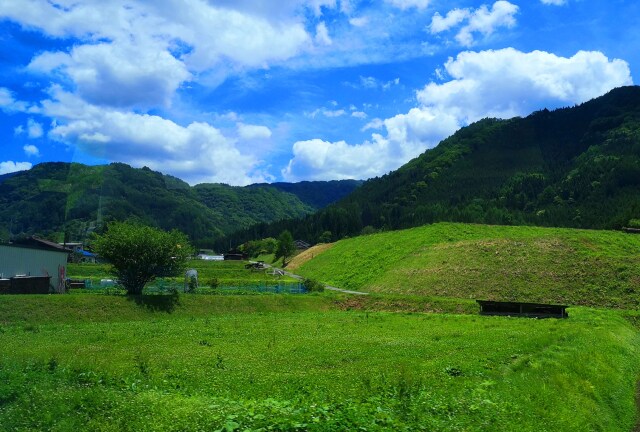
0,237,70,294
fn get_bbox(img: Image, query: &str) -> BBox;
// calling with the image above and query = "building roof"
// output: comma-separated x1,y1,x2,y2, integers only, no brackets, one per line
5,237,72,254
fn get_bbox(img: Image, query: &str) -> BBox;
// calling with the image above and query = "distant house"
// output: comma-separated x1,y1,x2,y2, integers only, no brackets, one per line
294,240,311,250
224,249,248,260
59,241,97,263
0,237,71,294
197,254,224,261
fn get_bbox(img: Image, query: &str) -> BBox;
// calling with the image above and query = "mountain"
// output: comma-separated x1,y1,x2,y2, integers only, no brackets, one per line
0,162,360,247
248,180,363,209
222,86,640,247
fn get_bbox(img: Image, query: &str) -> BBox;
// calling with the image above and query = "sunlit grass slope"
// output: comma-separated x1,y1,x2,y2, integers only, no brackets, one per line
296,222,640,308
0,299,639,431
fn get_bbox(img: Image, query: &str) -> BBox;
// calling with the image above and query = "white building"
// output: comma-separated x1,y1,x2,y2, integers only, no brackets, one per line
0,238,70,293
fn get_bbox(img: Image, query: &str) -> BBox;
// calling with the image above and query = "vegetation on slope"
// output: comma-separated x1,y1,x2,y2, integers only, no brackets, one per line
0,162,358,247
224,86,640,246
0,297,638,431
295,222,640,308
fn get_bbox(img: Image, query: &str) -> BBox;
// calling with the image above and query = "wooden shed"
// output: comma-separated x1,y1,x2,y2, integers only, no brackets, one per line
477,300,569,318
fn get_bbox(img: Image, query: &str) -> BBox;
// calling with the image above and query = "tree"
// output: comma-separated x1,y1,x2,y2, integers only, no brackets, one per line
92,221,193,295
274,230,295,266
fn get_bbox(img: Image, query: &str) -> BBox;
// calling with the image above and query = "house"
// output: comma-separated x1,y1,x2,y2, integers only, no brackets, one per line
0,237,71,294
294,240,311,250
58,241,97,263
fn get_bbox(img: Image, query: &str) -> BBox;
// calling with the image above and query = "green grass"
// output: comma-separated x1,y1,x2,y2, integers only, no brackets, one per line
295,222,640,308
0,296,638,431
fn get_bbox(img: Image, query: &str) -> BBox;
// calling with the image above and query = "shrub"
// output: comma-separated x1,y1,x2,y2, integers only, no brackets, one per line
303,278,325,293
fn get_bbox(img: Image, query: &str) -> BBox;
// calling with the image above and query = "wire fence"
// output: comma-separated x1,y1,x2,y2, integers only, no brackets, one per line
72,279,309,295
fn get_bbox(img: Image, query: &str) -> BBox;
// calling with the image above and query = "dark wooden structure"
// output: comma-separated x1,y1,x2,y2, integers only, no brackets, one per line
622,227,640,234
477,300,568,318
0,276,52,294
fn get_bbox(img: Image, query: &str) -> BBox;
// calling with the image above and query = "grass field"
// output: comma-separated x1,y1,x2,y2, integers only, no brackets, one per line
68,259,297,291
1,295,639,431
294,222,640,308
3,223,640,430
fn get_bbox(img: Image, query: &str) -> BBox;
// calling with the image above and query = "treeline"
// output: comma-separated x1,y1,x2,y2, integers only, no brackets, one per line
219,86,640,248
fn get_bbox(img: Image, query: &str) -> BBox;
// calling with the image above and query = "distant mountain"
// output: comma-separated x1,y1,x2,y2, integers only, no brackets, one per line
0,162,360,248
248,180,363,209
222,86,640,247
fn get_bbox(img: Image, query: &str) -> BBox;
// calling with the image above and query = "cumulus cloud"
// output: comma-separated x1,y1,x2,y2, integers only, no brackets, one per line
2,0,313,111
283,48,632,181
23,144,40,157
417,48,632,123
351,111,367,119
429,1,518,46
26,119,43,139
40,88,268,185
0,161,32,175
29,41,191,109
237,123,272,140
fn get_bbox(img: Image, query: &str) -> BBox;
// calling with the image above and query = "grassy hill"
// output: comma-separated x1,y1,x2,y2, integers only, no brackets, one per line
294,222,640,308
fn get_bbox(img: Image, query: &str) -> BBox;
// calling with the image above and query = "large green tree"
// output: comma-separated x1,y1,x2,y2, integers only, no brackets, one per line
274,230,296,266
92,221,193,295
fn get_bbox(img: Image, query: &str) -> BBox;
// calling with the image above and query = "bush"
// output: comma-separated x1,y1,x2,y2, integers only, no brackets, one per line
303,278,325,293
208,278,220,289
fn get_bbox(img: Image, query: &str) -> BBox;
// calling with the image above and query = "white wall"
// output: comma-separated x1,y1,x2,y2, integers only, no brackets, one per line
0,245,69,292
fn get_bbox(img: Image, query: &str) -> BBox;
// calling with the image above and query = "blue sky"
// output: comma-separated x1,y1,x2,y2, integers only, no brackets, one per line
0,0,637,185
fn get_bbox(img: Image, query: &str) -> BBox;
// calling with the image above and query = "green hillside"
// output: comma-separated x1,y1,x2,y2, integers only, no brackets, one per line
0,163,358,247
225,86,640,246
295,222,640,308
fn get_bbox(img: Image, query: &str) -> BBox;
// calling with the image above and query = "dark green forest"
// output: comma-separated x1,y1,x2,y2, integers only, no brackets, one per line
0,163,359,248
221,86,640,248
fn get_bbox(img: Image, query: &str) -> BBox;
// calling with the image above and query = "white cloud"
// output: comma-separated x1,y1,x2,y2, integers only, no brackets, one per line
2,0,314,111
40,88,268,185
351,111,367,119
385,0,431,10
417,49,633,123
237,123,272,140
284,48,632,181
0,161,32,175
29,41,191,109
13,125,24,136
324,109,346,117
315,22,332,46
358,76,400,90
541,0,567,4
27,119,43,139
0,87,28,112
429,9,470,33
429,1,518,47
23,144,40,157
349,16,369,27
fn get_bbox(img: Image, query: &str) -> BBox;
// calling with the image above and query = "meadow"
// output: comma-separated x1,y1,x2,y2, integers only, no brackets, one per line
1,295,639,431
2,223,640,430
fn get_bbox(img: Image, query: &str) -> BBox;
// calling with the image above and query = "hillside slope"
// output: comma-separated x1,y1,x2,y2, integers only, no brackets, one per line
225,86,640,246
0,163,358,246
295,222,640,308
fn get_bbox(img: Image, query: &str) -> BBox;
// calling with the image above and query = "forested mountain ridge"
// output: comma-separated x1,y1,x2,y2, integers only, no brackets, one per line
0,162,359,247
222,86,640,248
